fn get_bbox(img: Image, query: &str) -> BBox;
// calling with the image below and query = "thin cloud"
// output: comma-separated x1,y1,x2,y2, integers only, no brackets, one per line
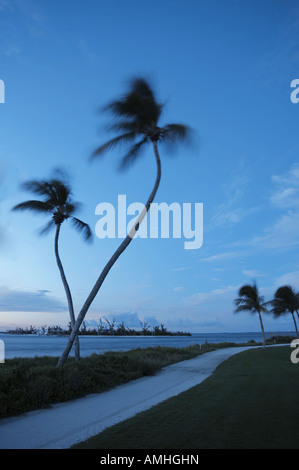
202,251,241,262
271,163,299,209
171,266,192,272
234,163,299,252
239,211,299,251
184,285,238,307
207,159,251,231
242,270,266,278
0,0,44,57
275,271,299,290
0,286,67,312
174,286,184,292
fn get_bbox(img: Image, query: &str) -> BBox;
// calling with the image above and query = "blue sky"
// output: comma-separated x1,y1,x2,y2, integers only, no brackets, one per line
0,0,299,333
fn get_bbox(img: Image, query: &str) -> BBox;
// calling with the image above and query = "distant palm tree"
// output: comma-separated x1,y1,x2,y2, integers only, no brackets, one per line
57,77,192,367
296,292,299,322
270,285,299,338
12,173,92,360
234,283,268,348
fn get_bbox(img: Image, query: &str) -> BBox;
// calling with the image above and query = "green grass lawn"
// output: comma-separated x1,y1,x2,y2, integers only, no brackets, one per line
74,346,299,449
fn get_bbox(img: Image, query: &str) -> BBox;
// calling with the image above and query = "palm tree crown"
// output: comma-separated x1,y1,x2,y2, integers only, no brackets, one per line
92,77,191,169
234,282,268,347
271,285,297,317
270,285,299,338
13,176,92,240
235,283,268,315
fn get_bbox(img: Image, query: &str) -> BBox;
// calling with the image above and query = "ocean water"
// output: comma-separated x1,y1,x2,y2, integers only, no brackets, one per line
0,331,294,360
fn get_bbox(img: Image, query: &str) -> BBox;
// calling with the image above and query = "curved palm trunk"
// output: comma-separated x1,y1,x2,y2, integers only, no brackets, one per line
57,141,161,367
291,312,299,338
257,311,266,348
54,224,80,360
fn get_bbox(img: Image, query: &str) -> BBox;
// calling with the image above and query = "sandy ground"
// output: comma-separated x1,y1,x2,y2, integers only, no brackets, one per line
0,346,260,449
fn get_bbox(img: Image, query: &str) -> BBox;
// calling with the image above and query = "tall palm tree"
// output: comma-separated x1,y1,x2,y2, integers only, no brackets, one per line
12,173,92,360
234,283,268,348
270,285,299,338
57,77,192,366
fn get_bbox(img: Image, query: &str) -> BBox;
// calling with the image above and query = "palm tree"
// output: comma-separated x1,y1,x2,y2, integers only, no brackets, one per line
270,285,299,338
12,173,92,360
296,292,299,322
57,77,192,366
234,283,268,348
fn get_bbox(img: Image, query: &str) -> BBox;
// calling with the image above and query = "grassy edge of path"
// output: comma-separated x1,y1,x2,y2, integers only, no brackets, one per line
73,345,299,449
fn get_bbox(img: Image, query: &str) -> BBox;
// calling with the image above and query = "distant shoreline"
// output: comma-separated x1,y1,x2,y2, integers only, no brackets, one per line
0,330,295,338
1,328,192,337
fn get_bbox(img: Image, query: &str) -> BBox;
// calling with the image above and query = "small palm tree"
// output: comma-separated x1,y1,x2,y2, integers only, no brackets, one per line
12,172,92,360
270,285,299,338
57,77,192,366
234,283,268,348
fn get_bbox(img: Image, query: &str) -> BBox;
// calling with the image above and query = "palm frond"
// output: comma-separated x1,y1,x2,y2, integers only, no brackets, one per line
106,95,160,125
21,180,62,208
161,124,191,142
129,77,156,102
119,137,148,171
104,78,163,126
49,178,72,206
234,297,255,312
39,218,56,236
12,200,53,213
234,283,268,315
160,123,194,156
62,201,80,217
235,303,255,314
20,180,43,194
129,77,163,119
104,95,139,118
14,174,91,243
106,120,138,133
238,283,259,301
275,285,296,302
71,217,92,241
272,285,297,314
91,132,137,159
271,299,288,317
259,304,269,313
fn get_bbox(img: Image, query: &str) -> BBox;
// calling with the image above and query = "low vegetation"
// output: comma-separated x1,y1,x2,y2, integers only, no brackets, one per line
0,344,207,419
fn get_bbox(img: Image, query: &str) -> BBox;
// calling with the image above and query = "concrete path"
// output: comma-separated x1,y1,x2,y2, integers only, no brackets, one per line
0,346,260,449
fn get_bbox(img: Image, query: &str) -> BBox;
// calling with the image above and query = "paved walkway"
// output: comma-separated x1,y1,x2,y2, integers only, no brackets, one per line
0,346,259,449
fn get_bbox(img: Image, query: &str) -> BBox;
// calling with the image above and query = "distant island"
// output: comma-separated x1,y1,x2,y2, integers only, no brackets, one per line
6,320,191,337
